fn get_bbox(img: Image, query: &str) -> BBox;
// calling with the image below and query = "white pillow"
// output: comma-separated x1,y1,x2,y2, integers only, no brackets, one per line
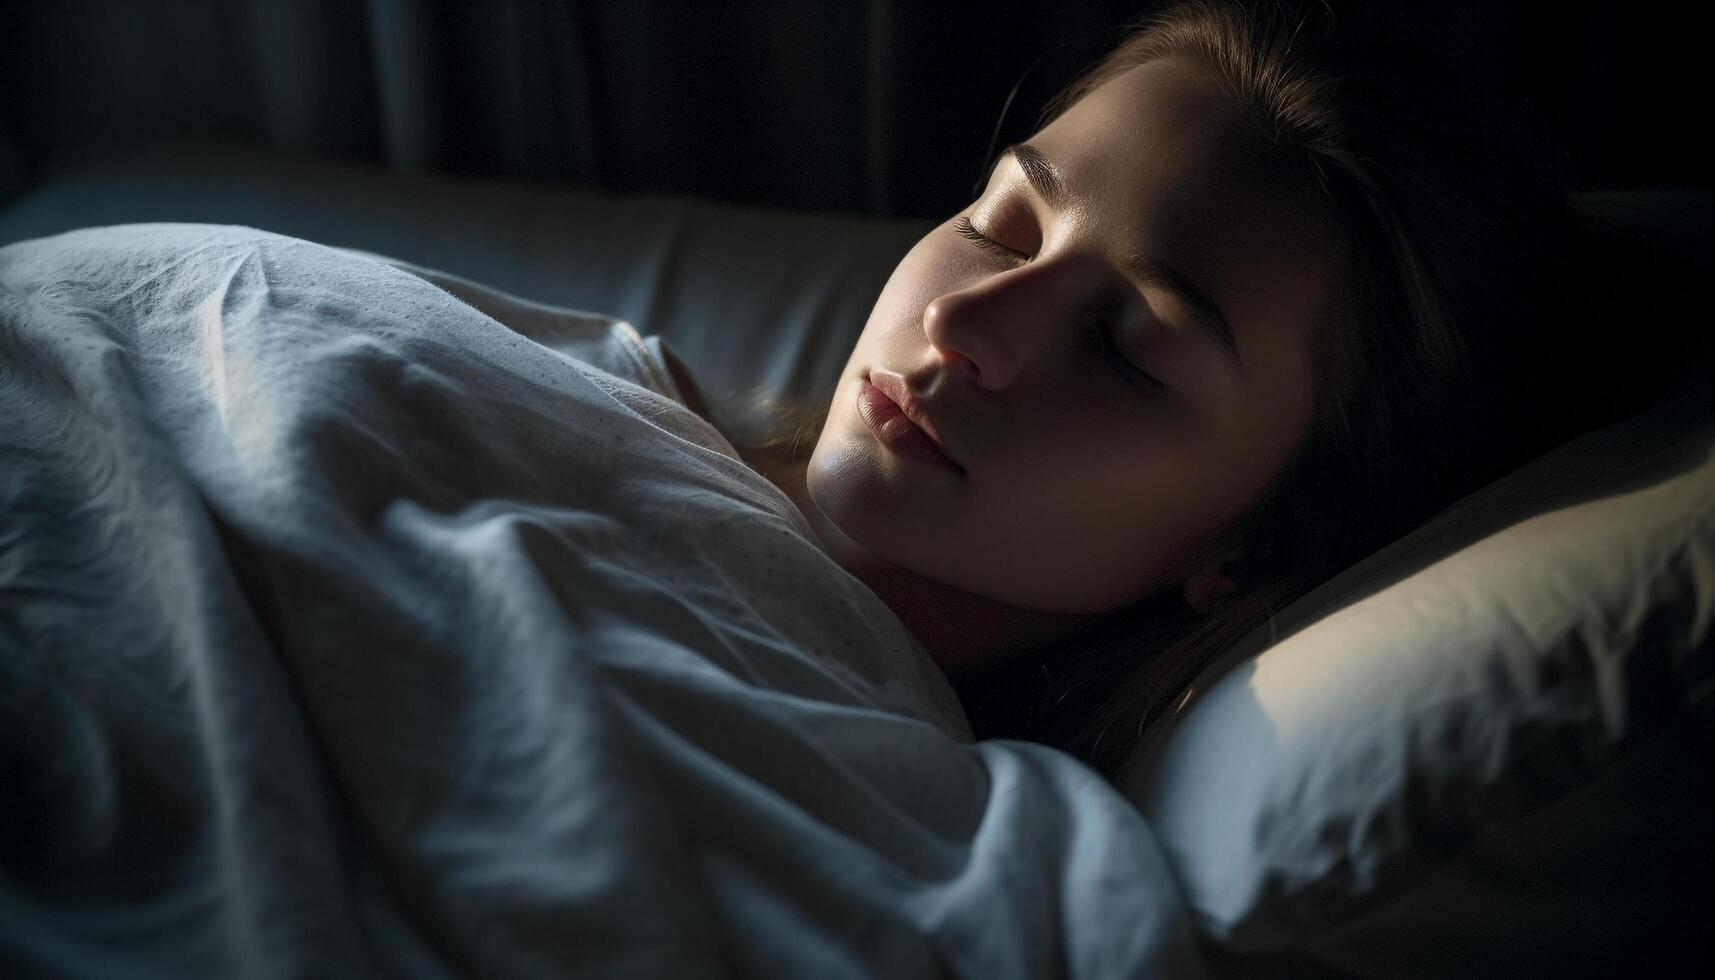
1117,373,1715,977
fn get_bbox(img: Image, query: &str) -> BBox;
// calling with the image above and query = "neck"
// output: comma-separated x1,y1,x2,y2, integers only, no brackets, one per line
758,456,1108,678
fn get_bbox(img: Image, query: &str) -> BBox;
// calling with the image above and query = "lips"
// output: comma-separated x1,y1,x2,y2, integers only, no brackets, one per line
867,369,955,461
860,370,962,473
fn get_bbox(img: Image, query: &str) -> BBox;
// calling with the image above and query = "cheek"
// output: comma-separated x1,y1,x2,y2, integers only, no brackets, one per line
966,417,1220,611
856,237,975,350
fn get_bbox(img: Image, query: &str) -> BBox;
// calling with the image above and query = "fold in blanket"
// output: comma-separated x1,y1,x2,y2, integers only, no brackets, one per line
0,224,1207,979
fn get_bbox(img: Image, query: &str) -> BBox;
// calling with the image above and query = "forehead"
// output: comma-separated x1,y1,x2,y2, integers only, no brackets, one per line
1038,55,1330,251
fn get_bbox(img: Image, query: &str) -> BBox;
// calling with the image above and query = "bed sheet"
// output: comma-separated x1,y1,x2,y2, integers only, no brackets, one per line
0,223,1207,979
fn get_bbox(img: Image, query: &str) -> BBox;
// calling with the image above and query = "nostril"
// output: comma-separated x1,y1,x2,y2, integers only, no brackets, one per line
936,347,981,381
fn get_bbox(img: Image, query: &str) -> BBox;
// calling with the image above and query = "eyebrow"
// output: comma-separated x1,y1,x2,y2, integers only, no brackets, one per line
994,142,1244,375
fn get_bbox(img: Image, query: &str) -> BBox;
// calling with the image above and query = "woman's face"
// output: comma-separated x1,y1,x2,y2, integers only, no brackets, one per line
805,55,1348,615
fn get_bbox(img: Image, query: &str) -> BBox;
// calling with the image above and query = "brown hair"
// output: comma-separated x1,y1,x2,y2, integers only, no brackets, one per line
734,0,1669,780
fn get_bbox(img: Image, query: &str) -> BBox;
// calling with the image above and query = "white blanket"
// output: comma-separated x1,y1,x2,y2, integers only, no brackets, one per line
0,224,1206,979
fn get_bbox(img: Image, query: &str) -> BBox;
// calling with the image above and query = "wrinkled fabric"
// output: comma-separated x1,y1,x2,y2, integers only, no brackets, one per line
0,224,1207,980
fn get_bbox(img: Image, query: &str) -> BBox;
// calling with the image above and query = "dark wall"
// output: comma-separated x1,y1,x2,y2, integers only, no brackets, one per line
1,0,1704,220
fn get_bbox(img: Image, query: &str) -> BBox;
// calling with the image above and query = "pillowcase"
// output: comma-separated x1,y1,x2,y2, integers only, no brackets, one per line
1116,372,1714,978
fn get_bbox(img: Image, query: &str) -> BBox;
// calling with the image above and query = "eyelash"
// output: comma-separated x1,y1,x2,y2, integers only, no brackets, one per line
951,214,1168,397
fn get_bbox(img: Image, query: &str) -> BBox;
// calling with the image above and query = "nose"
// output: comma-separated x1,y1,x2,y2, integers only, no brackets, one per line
922,251,1116,391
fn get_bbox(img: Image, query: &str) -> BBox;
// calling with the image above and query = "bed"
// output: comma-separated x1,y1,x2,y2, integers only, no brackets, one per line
1,139,1710,978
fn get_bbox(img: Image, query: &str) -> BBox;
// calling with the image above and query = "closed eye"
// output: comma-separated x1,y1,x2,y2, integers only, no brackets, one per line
952,215,1023,259
952,215,1169,398
1080,299,1169,397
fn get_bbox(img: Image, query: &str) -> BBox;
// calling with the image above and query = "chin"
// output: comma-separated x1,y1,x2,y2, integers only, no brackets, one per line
806,434,1142,616
803,430,884,522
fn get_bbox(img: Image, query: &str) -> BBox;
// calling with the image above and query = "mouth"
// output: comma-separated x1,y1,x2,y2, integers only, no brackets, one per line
857,373,963,474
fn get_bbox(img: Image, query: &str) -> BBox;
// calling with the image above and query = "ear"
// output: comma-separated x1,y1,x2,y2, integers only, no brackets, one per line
1182,550,1245,614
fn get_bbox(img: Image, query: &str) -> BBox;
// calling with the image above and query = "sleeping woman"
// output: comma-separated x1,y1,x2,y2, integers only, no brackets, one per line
0,1,1648,793
661,0,1639,776
0,2,1686,973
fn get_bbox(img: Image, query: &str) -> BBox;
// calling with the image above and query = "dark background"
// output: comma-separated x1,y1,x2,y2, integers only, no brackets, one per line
1,0,1705,221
